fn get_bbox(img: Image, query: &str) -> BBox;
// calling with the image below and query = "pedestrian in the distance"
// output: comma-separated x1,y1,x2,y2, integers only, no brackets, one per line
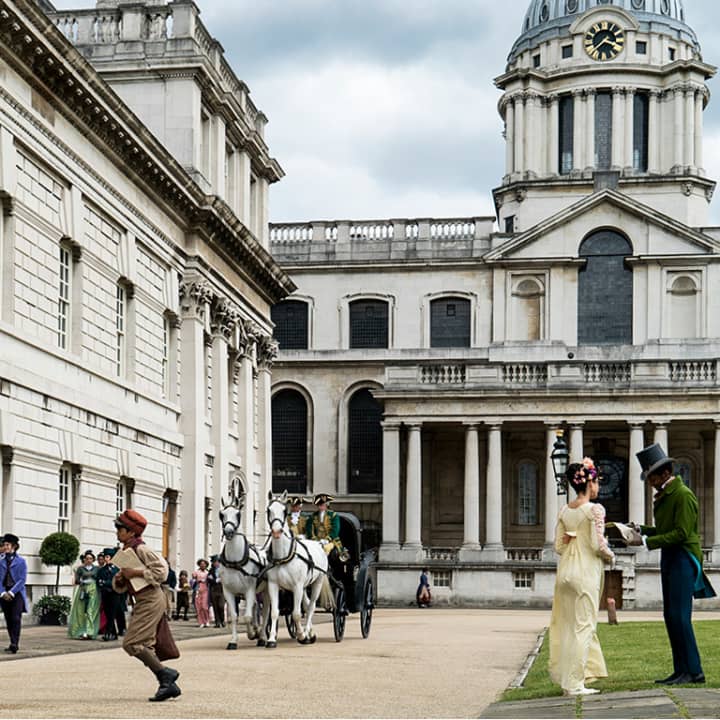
112,509,181,702
0,533,27,654
208,555,226,627
68,550,101,640
97,547,121,641
174,570,191,621
416,568,431,608
192,558,210,628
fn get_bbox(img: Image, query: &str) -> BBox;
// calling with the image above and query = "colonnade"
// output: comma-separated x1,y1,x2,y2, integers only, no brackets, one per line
502,84,706,179
380,420,720,561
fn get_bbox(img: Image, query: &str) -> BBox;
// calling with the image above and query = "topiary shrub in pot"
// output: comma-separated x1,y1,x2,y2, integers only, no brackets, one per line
38,531,79,594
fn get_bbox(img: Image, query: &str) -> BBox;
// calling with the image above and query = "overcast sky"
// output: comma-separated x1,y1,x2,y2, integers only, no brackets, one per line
52,1,720,225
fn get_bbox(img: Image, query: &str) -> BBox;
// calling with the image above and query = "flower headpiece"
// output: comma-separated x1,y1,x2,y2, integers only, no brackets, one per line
570,457,599,488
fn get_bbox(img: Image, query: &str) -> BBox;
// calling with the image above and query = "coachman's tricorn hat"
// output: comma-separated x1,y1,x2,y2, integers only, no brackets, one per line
289,496,305,506
314,493,334,505
636,443,674,480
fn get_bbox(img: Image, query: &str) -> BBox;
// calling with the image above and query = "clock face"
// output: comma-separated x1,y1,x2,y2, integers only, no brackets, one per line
584,21,625,61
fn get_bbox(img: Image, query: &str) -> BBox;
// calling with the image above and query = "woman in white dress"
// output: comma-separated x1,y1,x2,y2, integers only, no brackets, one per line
548,457,615,696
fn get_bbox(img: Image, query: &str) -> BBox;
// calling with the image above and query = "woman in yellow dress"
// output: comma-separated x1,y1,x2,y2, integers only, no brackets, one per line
548,457,615,696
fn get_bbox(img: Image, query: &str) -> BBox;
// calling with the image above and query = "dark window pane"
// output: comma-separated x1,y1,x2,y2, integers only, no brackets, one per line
431,297,471,348
271,390,307,493
348,389,383,494
271,300,309,350
578,232,633,345
349,300,388,349
559,95,574,175
595,91,613,170
633,93,649,172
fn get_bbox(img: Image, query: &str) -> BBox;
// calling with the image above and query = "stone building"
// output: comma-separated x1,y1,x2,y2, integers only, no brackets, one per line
269,0,720,607
0,0,292,602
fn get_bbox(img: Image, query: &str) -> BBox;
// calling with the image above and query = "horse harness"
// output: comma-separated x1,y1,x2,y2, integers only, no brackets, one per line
218,543,264,576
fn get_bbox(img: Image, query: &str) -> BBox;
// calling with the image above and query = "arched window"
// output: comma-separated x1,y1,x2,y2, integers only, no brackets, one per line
578,231,633,345
271,300,309,350
349,299,388,349
517,462,538,525
668,275,699,339
511,279,544,341
430,296,471,348
347,388,383,494
271,390,308,493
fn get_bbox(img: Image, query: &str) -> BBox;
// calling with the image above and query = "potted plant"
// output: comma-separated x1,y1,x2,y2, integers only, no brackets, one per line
38,531,79,594
32,594,71,626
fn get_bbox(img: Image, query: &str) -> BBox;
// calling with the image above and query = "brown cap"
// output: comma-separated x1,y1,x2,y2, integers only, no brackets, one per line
115,509,147,536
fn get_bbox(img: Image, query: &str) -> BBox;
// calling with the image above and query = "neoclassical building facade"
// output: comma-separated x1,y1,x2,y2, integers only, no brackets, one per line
270,0,720,607
0,0,292,603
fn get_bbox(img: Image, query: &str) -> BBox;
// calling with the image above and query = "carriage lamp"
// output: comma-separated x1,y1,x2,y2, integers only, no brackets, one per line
551,430,570,496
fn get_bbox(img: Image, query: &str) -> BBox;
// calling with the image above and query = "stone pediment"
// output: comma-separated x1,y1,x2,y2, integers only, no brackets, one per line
485,189,720,262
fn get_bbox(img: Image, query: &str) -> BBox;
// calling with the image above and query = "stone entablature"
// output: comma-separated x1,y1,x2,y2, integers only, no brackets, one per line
270,216,495,263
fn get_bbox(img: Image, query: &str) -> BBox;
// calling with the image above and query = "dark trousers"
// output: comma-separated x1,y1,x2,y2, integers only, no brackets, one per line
174,592,189,619
661,547,703,676
101,592,126,637
210,586,225,625
1,594,23,649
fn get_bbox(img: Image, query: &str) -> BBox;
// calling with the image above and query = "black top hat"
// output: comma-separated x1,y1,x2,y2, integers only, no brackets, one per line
314,493,334,505
2,533,19,548
636,443,674,480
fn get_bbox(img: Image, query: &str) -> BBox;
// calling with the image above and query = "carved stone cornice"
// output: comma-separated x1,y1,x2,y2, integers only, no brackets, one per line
256,334,279,371
179,280,213,320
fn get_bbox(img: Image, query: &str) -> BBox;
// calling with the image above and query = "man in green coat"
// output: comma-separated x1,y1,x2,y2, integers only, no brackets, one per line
634,443,715,686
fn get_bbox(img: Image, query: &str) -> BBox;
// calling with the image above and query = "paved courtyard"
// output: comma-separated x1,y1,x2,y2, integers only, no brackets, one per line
0,608,548,718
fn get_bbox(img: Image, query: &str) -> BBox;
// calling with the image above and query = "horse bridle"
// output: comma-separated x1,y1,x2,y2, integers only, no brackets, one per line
220,505,242,540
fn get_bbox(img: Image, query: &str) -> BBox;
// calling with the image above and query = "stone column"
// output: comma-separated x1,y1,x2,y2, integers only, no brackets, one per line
380,422,401,559
685,87,696,170
653,423,669,453
568,423,584,502
482,424,504,560
573,89,585,172
459,423,481,560
544,426,562,546
713,423,720,560
178,279,214,573
628,423,645,523
585,89,596,171
648,90,661,174
548,94,559,175
624,88,635,170
526,93,539,177
504,99,515,176
257,334,278,541
515,95,526,175
611,87,625,169
404,424,423,558
236,319,257,538
673,87,684,170
695,88,705,174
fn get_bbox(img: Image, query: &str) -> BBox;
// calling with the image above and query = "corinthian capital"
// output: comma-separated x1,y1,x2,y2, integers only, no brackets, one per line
237,317,260,358
210,298,241,340
179,280,213,320
256,334,279,371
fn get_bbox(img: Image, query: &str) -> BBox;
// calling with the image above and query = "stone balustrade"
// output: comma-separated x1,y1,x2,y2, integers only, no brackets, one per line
505,548,543,561
424,547,459,561
420,364,466,385
52,6,173,44
269,216,495,262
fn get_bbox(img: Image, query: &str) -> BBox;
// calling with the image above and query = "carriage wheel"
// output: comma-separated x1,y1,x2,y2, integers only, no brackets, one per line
333,586,346,642
285,613,298,639
360,577,373,639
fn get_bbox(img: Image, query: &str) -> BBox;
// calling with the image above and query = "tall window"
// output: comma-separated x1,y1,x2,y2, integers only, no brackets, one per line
58,245,71,349
578,231,633,345
349,299,388,349
517,462,538,525
347,389,383,494
116,284,126,377
595,91,613,170
633,92,649,172
559,95,574,175
271,300,309,350
58,466,71,532
116,479,130,515
271,390,307,493
430,297,471,347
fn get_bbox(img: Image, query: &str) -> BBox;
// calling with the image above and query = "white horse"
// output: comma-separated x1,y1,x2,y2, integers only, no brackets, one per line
217,503,267,649
264,489,328,648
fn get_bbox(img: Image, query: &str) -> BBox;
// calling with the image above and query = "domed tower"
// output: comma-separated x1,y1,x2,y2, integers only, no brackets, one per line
494,0,716,233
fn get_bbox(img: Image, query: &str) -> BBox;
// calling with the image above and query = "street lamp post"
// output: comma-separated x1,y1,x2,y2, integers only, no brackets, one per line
551,430,570,496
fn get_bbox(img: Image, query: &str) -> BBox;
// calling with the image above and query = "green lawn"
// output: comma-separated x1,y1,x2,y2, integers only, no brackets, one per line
502,620,720,702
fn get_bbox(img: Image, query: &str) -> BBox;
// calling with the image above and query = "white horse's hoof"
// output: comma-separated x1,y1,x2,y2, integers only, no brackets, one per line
226,642,237,650
266,641,277,649
256,639,266,647
298,635,315,645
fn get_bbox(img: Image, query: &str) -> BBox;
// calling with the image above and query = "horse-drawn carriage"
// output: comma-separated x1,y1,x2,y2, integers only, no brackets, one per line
218,489,376,648
278,511,376,642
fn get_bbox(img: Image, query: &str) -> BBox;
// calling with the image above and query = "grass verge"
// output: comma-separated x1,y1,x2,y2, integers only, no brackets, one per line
502,620,720,702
